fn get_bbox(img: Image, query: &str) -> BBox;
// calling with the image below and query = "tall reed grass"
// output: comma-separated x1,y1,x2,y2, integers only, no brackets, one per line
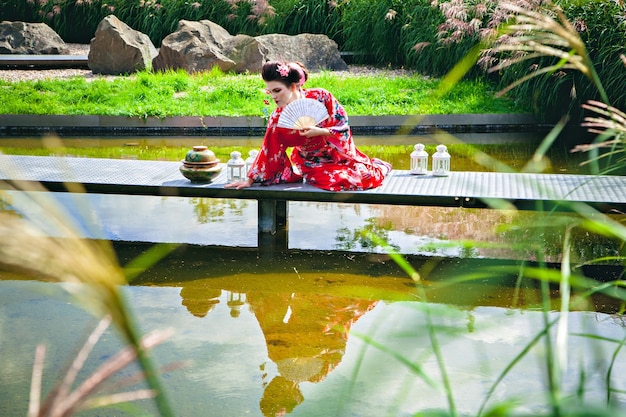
348,2,626,416
483,0,626,123
0,154,179,416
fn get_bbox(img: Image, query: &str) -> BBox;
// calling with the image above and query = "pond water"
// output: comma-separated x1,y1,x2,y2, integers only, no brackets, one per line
1,133,625,416
3,190,622,261
2,248,626,417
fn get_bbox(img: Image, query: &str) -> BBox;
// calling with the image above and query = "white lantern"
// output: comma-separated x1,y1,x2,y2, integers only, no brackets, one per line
226,150,246,182
432,144,451,176
410,143,429,175
227,291,245,318
245,149,259,174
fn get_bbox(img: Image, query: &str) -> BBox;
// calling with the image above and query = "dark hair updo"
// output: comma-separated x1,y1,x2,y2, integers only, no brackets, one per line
262,61,309,87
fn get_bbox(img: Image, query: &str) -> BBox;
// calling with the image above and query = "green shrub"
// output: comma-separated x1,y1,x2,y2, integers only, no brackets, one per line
263,0,344,44
0,0,278,45
401,1,480,77
493,0,626,123
339,0,406,65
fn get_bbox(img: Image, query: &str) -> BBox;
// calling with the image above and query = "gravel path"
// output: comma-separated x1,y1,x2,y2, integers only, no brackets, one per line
1,44,96,82
0,43,417,82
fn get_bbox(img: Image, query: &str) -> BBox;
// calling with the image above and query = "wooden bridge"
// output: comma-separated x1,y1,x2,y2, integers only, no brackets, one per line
0,155,624,252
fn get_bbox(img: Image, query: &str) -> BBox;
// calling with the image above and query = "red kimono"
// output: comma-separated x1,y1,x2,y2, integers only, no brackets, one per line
247,88,391,191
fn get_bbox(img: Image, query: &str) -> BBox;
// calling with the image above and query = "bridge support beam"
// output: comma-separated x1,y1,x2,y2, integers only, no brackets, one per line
258,199,288,256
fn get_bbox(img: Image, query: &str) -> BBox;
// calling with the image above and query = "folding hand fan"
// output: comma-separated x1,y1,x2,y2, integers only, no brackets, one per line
277,98,329,130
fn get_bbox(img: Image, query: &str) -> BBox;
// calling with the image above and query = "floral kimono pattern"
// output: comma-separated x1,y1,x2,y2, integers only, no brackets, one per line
247,88,392,191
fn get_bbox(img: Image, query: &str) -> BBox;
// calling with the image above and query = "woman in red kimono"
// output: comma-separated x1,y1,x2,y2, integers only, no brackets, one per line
225,61,391,191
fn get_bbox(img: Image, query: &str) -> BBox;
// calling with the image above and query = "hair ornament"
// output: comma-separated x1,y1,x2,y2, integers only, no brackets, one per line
277,63,290,77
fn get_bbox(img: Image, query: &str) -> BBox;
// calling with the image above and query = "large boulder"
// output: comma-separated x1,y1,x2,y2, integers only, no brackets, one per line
0,21,68,54
153,19,236,73
220,34,264,73
88,15,158,75
153,20,348,74
251,33,348,72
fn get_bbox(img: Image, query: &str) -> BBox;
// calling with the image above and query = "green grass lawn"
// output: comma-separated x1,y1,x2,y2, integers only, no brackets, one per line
0,67,529,118
1,67,569,172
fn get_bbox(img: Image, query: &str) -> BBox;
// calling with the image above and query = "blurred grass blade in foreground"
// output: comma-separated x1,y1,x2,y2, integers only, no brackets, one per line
0,154,176,417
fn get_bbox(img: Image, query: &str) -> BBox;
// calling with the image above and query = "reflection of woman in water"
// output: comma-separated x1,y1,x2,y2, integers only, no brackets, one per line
246,291,376,417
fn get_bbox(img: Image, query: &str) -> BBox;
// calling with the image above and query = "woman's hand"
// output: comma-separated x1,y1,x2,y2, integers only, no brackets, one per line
298,126,331,138
224,178,254,189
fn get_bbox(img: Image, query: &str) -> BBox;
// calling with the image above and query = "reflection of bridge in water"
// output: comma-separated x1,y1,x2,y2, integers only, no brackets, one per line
128,243,625,315
2,155,625,257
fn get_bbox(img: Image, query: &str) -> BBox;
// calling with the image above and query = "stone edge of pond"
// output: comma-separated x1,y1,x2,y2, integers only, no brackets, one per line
0,113,552,137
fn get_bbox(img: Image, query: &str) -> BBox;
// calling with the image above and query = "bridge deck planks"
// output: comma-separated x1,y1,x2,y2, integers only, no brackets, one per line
0,155,623,211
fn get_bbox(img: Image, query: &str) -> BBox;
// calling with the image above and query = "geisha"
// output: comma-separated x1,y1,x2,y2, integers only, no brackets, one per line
224,60,392,192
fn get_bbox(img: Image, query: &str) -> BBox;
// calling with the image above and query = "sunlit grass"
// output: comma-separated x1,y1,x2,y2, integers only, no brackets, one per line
0,68,529,118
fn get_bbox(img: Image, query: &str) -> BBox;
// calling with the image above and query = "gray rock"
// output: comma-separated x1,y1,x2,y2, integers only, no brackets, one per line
253,33,348,72
152,19,236,73
0,21,69,54
88,15,158,75
153,20,348,74
221,34,265,73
